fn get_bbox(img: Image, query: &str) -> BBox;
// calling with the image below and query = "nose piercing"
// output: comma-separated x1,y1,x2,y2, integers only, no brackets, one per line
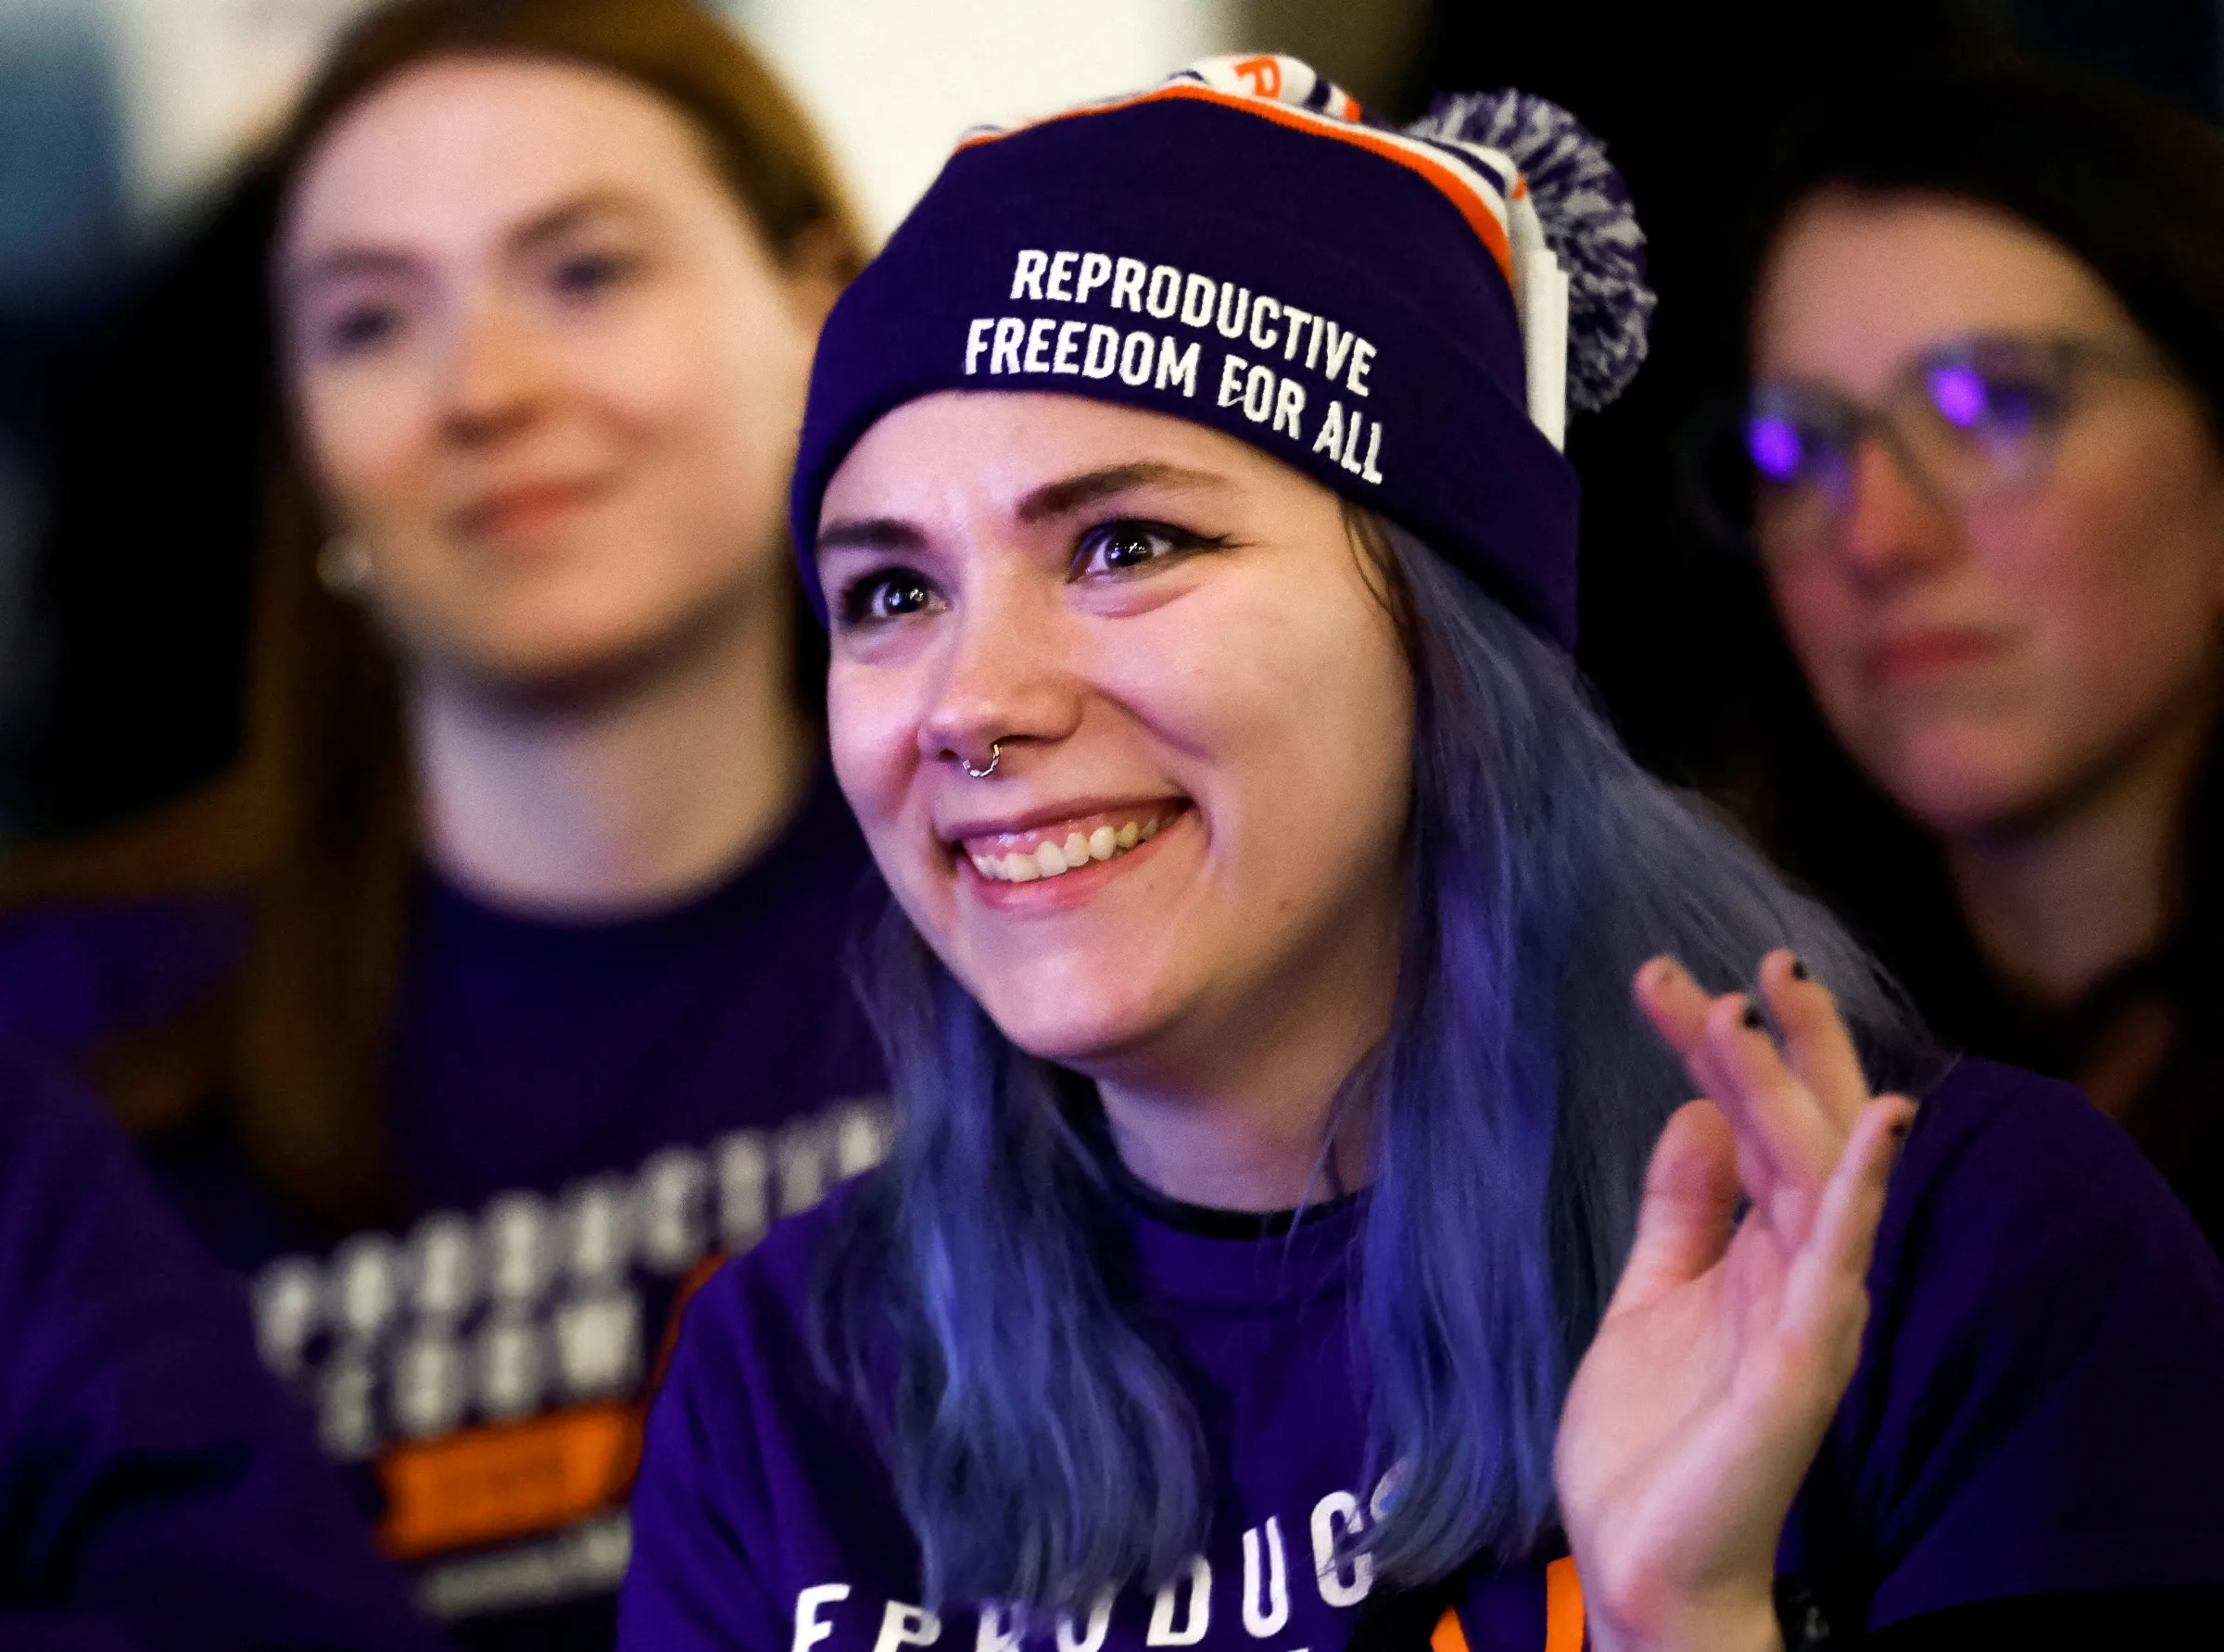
960,742,1002,780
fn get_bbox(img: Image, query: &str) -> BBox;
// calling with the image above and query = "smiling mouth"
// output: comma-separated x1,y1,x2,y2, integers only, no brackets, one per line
452,477,609,540
956,806,1182,884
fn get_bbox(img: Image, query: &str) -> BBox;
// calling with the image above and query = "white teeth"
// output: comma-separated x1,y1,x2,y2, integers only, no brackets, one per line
967,813,1175,886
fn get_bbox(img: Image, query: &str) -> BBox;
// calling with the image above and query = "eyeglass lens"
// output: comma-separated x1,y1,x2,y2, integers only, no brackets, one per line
1740,340,2071,544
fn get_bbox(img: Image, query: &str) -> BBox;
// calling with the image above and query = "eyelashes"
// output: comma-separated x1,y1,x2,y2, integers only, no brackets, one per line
1070,518,1230,578
838,566,938,626
830,516,1232,633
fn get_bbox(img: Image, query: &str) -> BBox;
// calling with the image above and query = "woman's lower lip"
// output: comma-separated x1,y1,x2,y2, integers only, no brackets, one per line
958,813,1182,909
1865,632,1998,685
456,482,607,540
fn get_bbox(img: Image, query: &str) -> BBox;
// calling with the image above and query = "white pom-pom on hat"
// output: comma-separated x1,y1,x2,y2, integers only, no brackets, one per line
1409,91,1655,417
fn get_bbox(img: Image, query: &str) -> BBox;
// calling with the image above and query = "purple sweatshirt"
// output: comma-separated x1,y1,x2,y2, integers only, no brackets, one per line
619,1059,2224,1649
0,1034,442,1652
0,767,888,1649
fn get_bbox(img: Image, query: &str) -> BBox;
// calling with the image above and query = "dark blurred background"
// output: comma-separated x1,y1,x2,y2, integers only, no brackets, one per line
1,0,2215,844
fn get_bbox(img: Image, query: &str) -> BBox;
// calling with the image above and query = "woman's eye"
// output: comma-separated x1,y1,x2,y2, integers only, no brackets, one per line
1075,520,1214,578
839,568,941,626
319,300,405,357
550,250,638,300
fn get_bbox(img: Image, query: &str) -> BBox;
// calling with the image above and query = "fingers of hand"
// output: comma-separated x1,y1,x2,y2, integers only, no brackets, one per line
1634,955,1714,1063
1634,956,1751,1110
1608,1099,1741,1312
1700,986,1846,1195
1778,1094,1914,1359
1636,955,1862,1214
1757,949,1869,1132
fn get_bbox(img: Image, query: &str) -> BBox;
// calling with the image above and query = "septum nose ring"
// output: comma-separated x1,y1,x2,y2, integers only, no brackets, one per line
960,741,1002,780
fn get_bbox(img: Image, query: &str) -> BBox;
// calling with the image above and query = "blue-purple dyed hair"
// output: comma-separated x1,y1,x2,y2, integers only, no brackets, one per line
815,511,1929,1607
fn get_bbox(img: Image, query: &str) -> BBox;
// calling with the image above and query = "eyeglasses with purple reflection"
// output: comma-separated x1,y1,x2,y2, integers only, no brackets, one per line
1704,333,2167,559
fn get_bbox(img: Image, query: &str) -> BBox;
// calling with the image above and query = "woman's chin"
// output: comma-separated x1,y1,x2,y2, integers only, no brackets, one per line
1867,726,2067,838
966,977,1173,1074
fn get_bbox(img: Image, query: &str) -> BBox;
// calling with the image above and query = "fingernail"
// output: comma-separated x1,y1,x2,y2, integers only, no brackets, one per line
1889,1115,1913,1143
1741,1003,1766,1031
1788,956,1811,982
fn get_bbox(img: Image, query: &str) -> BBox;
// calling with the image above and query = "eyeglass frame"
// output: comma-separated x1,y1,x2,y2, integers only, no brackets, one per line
1682,329,2175,561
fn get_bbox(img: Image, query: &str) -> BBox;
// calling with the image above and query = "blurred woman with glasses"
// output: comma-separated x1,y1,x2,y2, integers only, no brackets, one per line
1709,59,2224,1247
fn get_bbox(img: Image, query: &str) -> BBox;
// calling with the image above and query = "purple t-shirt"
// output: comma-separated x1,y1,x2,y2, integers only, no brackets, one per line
0,768,889,1648
619,1059,2224,1649
0,1034,441,1652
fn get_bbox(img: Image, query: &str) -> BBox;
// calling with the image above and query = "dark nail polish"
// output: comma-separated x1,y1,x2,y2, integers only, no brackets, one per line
1741,1003,1766,1031
1889,1116,1913,1143
1788,957,1812,982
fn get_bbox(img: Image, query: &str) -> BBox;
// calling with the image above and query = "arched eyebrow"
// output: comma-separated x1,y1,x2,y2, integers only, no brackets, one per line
815,517,928,554
815,460,1226,556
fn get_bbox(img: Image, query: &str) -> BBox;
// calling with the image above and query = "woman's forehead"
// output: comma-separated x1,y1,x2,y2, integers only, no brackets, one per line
819,392,1302,530
285,56,718,259
1754,190,2132,385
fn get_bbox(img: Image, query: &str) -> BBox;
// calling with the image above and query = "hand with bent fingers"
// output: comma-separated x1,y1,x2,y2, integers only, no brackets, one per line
1555,950,1915,1652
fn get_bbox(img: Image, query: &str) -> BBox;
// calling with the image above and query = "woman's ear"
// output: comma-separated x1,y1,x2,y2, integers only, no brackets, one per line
783,219,857,334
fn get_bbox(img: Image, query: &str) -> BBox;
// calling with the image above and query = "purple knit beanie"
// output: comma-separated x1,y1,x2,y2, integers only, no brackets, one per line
790,55,1653,649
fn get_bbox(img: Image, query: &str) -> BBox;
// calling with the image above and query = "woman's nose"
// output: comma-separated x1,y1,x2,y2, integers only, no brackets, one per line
1838,436,1961,581
916,572,1084,775
438,296,550,448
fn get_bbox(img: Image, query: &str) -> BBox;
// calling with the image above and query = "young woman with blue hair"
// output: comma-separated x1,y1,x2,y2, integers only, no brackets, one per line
621,57,2224,1650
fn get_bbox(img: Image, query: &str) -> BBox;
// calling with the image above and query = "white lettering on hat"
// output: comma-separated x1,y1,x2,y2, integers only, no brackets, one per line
1156,337,1199,397
1111,258,1147,312
1323,320,1357,382
1312,399,1343,459
1052,319,1086,373
1180,272,1217,329
1145,265,1181,319
1082,324,1121,379
1347,336,1376,397
1118,330,1155,385
971,250,1381,440
1045,250,1079,301
1215,284,1251,340
1243,362,1276,423
1023,318,1055,373
1249,296,1283,353
991,318,1024,374
1217,352,1248,409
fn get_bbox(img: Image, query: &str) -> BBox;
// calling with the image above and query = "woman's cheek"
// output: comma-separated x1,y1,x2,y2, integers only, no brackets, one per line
828,668,916,838
1769,564,1862,707
300,370,426,511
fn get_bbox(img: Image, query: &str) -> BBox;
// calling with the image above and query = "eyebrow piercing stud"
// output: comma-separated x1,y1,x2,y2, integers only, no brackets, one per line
961,742,1003,780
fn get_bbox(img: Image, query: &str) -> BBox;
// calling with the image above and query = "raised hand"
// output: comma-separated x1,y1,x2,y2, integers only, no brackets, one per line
1554,950,1914,1652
